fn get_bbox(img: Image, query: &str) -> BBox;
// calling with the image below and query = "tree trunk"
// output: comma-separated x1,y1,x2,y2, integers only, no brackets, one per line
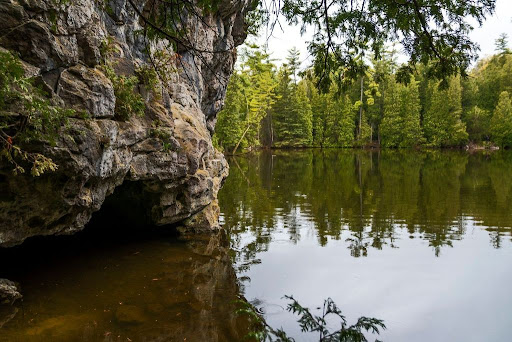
232,123,251,155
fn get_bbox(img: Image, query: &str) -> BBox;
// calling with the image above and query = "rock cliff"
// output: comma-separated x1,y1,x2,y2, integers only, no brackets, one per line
0,0,251,247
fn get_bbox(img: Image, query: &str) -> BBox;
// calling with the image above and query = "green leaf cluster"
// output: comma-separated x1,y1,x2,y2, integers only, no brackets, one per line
0,50,73,176
236,295,385,342
99,37,146,120
490,91,512,147
215,45,277,153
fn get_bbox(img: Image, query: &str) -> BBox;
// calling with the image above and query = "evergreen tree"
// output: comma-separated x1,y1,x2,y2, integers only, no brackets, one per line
400,78,423,147
294,81,313,146
472,54,512,113
214,72,245,151
240,63,276,152
337,95,356,147
272,63,312,147
272,66,295,146
286,47,301,84
490,91,512,147
465,106,491,142
309,84,329,147
368,49,398,142
216,44,512,150
380,77,402,147
321,93,355,147
380,77,422,148
423,77,468,147
495,33,511,54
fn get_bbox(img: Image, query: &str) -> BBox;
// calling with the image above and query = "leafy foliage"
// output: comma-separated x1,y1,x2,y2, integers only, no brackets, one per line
0,50,73,175
237,296,385,342
490,91,512,148
99,37,146,120
273,0,496,90
136,64,160,95
102,64,145,120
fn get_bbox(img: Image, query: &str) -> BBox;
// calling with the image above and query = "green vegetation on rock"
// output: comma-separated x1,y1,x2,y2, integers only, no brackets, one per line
0,50,73,175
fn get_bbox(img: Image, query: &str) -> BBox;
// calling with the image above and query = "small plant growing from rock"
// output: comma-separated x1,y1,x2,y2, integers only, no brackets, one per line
99,36,145,121
150,119,174,152
99,36,118,63
150,48,179,85
136,64,161,100
102,65,145,120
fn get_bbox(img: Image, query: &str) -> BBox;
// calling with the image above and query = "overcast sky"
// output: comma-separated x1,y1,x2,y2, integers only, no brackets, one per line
256,0,512,68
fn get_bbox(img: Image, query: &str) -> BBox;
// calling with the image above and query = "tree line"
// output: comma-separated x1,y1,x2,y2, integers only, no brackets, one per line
214,35,512,152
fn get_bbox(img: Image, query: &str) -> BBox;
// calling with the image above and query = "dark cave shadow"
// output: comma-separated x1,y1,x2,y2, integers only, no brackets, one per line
0,181,179,280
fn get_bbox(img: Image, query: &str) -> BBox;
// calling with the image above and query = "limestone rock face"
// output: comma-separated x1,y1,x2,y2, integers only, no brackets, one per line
0,0,249,247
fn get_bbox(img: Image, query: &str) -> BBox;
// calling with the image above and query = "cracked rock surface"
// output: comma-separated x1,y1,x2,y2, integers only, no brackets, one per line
0,0,250,247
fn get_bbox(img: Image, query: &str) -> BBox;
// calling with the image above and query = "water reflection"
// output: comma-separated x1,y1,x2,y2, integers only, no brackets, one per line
0,230,248,342
220,150,512,342
222,150,512,259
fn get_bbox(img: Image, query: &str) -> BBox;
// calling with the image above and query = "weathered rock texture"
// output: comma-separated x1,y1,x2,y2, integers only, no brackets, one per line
0,0,251,247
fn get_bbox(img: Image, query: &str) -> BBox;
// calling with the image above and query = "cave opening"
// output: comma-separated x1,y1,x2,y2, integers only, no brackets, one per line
0,181,180,281
86,180,163,234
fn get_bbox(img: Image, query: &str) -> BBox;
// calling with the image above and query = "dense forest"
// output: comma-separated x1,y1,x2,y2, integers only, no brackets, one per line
214,35,512,152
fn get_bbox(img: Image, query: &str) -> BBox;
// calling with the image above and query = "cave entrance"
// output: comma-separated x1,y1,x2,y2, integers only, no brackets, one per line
0,181,179,281
85,180,173,237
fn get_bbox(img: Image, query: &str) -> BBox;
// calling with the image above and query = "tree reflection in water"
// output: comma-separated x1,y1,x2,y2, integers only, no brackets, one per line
220,149,512,342
221,150,512,266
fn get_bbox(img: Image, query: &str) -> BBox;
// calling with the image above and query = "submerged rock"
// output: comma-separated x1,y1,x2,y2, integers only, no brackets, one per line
0,279,22,305
0,0,251,247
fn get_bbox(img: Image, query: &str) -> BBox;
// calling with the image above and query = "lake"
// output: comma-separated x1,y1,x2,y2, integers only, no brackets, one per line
220,150,512,342
0,149,511,341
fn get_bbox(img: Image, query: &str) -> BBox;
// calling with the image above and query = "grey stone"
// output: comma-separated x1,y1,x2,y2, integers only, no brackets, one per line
58,65,116,118
0,0,250,247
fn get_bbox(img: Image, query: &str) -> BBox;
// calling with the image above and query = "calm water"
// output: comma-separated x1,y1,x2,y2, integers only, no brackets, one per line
0,230,248,341
220,150,512,342
1,150,511,341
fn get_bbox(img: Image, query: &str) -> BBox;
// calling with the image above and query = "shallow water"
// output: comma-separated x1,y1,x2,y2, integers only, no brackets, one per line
220,150,512,342
0,229,248,341
1,149,511,342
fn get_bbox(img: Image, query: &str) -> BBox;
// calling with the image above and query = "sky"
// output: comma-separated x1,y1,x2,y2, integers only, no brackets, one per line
256,0,512,68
